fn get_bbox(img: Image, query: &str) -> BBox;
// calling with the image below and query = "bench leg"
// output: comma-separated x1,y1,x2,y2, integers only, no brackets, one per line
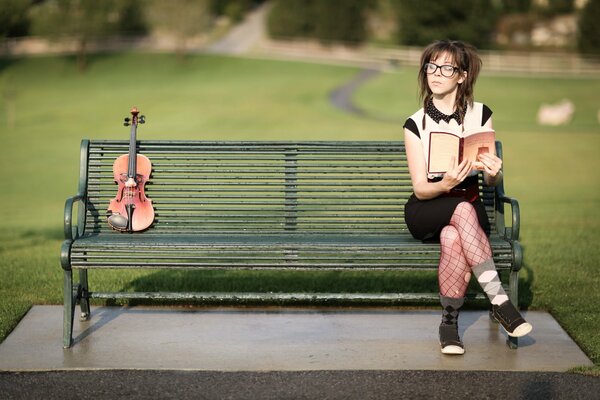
78,269,90,321
63,270,76,348
507,270,520,349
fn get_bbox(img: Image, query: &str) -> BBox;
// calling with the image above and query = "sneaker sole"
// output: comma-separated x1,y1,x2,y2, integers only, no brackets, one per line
441,345,465,355
507,322,533,338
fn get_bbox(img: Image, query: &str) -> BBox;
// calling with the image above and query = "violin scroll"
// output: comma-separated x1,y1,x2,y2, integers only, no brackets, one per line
124,107,145,126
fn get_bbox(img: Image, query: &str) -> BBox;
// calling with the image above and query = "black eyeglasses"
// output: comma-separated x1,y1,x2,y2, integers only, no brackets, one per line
423,63,459,78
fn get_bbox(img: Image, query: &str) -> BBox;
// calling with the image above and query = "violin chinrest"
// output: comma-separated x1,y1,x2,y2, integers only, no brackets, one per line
107,213,128,231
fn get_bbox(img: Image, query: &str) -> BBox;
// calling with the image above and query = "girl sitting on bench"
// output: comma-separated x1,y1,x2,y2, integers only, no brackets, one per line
402,39,532,355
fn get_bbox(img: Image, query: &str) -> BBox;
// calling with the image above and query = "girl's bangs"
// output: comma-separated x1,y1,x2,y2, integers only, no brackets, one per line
428,45,459,66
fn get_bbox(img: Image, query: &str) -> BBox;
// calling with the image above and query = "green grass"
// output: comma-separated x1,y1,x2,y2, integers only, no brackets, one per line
1,53,600,372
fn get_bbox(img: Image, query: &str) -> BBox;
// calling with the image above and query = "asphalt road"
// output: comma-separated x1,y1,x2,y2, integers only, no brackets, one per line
2,370,599,399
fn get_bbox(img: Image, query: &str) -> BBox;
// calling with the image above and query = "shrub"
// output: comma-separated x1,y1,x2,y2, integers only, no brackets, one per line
267,0,316,39
0,0,31,38
577,0,600,54
267,0,369,45
392,0,500,49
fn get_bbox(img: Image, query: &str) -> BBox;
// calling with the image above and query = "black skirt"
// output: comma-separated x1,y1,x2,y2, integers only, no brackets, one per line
404,178,490,242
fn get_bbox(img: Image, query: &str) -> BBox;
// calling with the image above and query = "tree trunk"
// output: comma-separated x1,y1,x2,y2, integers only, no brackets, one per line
77,38,88,72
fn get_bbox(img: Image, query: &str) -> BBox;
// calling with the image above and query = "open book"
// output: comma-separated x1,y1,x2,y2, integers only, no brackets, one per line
428,129,496,174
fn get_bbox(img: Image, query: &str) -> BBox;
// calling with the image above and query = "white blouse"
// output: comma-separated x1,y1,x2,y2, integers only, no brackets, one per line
404,102,491,180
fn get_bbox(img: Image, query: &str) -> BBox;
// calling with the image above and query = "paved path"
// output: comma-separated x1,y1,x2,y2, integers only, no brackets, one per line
328,68,405,123
0,306,592,372
206,3,270,54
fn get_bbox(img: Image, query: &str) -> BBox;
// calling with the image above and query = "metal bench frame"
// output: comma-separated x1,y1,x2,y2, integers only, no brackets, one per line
61,140,522,348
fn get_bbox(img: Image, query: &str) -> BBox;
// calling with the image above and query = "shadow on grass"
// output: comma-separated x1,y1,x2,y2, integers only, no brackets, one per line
20,227,64,241
518,243,535,310
0,227,63,254
0,57,20,74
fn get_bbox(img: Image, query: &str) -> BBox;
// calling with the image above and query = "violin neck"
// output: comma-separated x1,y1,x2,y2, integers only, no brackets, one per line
127,122,137,179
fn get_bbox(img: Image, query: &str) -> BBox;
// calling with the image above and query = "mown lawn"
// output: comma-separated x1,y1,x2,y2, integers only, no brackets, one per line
1,53,599,373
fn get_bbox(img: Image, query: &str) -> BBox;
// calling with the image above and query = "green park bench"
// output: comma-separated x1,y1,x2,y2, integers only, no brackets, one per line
60,140,522,348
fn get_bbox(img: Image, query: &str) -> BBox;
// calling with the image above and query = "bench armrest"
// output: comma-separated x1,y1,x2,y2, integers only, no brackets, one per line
498,194,520,242
64,193,86,241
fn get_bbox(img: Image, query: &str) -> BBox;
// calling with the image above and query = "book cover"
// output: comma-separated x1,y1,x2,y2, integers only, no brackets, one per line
428,129,496,174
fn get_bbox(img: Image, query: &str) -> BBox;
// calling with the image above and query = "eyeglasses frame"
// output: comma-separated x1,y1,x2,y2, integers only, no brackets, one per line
423,62,460,78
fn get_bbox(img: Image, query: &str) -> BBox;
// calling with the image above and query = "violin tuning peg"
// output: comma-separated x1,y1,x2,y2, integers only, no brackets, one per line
139,115,146,124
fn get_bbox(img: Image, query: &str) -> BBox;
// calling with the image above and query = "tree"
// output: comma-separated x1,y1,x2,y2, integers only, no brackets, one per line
144,0,212,59
267,0,370,45
313,0,368,44
577,0,600,55
393,0,499,49
536,0,574,17
116,0,148,37
0,0,32,38
267,0,316,39
210,0,258,23
29,0,124,71
501,0,532,13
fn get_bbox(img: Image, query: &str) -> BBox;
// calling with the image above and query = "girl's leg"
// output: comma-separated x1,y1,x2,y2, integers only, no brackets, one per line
438,225,470,354
449,201,508,305
448,202,531,337
439,225,470,300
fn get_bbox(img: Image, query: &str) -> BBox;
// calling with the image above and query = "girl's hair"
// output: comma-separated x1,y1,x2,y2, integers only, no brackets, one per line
418,40,482,127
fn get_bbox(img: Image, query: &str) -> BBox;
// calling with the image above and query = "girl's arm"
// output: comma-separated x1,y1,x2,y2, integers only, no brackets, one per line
405,128,472,200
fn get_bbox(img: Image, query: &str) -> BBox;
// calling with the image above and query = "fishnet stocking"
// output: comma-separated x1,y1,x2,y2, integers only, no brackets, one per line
439,226,470,297
448,202,492,266
438,202,494,299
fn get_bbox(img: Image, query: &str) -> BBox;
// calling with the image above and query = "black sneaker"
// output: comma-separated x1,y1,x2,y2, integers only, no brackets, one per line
492,300,532,337
439,323,464,355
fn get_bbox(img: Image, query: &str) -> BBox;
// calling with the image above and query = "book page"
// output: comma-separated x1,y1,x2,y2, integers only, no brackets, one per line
428,132,460,174
462,131,496,170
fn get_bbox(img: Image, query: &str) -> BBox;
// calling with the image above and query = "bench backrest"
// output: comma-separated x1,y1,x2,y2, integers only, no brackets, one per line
81,140,498,235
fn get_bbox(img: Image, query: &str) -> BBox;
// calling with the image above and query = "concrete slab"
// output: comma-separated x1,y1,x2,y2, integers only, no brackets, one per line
0,306,592,372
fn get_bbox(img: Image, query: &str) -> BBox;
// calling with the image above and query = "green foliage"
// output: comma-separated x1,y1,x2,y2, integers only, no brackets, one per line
116,0,148,36
313,0,368,44
393,0,500,49
210,0,258,22
267,0,370,44
28,0,145,70
577,0,600,54
144,0,212,56
501,0,532,13
2,0,146,40
0,0,32,38
29,0,121,40
267,0,317,39
144,0,212,39
535,0,575,17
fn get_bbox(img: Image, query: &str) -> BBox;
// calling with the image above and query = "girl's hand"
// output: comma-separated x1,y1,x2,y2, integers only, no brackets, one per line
477,153,502,177
441,157,472,192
